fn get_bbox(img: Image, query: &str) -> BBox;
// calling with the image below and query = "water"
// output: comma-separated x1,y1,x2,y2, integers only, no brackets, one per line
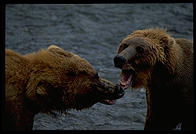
5,4,193,130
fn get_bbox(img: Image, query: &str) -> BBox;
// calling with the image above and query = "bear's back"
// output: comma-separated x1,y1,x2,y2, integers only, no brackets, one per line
175,38,193,84
6,49,30,99
174,39,193,104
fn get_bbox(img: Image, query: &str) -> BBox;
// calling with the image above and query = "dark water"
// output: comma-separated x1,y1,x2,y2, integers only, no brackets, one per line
6,4,193,130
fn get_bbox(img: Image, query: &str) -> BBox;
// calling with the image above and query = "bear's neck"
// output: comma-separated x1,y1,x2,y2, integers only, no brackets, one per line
5,58,36,130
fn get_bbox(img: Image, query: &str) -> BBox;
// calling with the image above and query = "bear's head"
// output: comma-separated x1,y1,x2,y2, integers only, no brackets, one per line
114,28,178,89
25,45,124,112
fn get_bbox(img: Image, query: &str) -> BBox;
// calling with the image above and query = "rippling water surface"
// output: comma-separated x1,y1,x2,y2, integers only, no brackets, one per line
6,4,193,130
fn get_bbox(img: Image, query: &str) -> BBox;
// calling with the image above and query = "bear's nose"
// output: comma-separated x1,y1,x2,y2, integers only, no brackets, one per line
114,55,126,69
114,84,125,98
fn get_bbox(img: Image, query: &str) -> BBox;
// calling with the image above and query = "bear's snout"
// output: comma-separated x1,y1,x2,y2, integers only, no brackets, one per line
114,84,125,99
98,78,125,100
114,55,126,68
98,82,124,105
114,46,136,69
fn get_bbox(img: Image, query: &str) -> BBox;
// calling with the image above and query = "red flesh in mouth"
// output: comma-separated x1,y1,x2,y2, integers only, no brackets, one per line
101,99,116,105
120,73,133,89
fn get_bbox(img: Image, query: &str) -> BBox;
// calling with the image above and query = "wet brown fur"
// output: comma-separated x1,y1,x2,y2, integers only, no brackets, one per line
117,28,193,130
5,45,118,130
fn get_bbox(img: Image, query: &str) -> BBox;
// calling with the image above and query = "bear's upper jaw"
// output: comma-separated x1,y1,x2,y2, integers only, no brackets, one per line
120,69,135,89
99,84,124,105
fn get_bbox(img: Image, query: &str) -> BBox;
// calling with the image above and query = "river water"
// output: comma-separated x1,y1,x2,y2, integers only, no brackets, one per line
5,4,193,130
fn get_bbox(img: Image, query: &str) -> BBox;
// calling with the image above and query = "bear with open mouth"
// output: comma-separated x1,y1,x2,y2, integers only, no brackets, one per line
5,45,124,130
114,28,193,130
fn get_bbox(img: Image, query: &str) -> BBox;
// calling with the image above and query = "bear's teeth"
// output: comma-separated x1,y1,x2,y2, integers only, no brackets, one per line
106,100,116,105
101,100,116,105
120,80,126,86
120,80,128,89
127,74,133,84
120,74,133,89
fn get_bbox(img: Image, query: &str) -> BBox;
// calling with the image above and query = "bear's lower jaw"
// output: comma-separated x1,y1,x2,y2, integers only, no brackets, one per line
120,70,135,89
99,99,116,105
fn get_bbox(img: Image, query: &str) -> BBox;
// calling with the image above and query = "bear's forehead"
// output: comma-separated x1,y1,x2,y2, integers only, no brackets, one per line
32,50,96,72
130,29,168,40
122,37,147,47
122,30,170,47
54,52,97,75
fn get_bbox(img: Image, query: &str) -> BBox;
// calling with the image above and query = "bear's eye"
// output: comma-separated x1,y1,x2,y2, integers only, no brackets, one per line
136,46,144,53
123,43,129,50
66,71,76,77
95,72,99,78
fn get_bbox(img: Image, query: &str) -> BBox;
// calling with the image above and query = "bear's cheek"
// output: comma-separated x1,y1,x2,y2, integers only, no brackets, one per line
131,72,148,88
131,77,142,88
73,83,93,96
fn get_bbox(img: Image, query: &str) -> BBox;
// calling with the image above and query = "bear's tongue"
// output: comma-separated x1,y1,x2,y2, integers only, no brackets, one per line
120,74,132,89
101,99,116,105
101,74,132,105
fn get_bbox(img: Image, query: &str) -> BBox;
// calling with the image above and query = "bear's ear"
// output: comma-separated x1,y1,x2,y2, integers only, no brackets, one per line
160,36,175,48
26,75,50,100
36,82,48,96
160,36,169,46
48,45,64,52
47,45,73,57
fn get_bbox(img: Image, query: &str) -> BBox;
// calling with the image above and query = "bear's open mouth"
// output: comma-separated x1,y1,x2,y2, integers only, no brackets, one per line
100,92,124,105
100,99,116,105
120,69,135,89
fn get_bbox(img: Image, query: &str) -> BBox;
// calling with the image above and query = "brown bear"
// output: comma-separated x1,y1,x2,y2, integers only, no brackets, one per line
5,45,124,130
113,28,193,130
